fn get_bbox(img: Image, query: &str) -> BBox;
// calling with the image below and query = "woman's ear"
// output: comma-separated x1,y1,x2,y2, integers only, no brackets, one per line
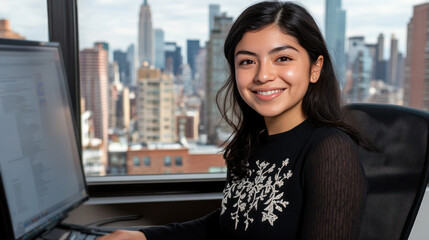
310,55,324,83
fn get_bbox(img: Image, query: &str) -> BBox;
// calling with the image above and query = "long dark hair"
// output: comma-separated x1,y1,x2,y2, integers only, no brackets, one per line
217,1,368,178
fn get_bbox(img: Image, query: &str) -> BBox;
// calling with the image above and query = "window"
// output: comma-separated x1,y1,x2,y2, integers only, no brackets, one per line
133,156,141,166
73,0,426,179
175,156,183,166
143,156,151,166
164,156,172,167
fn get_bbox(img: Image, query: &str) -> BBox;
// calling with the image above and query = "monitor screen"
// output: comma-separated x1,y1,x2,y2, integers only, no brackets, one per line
0,39,88,239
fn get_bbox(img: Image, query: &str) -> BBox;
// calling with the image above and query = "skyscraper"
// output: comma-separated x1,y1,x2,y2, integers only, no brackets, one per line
154,29,165,70
113,50,129,85
108,63,119,128
404,3,429,110
164,42,182,76
187,39,200,79
209,4,220,33
181,64,194,96
388,34,399,87
80,42,109,164
206,12,233,144
325,0,346,88
127,44,137,87
195,47,207,96
375,33,387,82
347,36,372,102
376,33,384,62
138,0,153,66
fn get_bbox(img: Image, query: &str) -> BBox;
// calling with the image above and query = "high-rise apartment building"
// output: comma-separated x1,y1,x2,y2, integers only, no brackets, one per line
365,43,377,80
164,42,182,76
209,4,220,33
375,33,387,82
80,42,109,164
137,67,176,143
0,19,25,39
325,0,346,88
388,34,399,87
187,39,200,79
127,44,137,87
195,47,207,96
138,0,153,66
404,3,429,110
108,62,120,128
181,64,194,96
113,50,129,85
154,29,165,70
347,36,373,102
376,33,385,62
206,12,233,144
119,86,131,131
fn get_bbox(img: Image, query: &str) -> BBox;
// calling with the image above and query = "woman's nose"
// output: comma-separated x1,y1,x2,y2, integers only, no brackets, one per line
255,61,275,83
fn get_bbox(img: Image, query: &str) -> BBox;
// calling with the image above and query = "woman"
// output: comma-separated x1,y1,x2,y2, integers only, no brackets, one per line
99,1,367,239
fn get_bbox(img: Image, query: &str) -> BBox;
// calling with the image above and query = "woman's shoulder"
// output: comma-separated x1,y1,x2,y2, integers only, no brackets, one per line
309,124,356,150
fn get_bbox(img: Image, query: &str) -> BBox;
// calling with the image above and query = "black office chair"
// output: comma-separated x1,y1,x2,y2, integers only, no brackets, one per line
346,103,429,240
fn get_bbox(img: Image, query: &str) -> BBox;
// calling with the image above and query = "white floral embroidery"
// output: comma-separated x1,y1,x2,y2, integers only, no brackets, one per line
221,159,293,230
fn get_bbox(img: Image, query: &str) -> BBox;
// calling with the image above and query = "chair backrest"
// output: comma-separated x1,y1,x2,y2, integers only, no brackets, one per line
347,103,429,240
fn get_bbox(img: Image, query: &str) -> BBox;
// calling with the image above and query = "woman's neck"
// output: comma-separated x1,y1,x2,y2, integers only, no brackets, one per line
264,107,306,135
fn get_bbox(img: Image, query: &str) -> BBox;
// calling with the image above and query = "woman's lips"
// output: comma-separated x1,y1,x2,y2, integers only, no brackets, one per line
253,88,285,101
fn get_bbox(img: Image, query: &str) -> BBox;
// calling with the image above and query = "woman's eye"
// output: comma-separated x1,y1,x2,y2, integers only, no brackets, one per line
276,56,291,62
239,59,254,65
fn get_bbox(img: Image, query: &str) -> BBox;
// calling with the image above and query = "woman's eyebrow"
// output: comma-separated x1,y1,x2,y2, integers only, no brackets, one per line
235,50,257,57
235,45,299,57
268,45,299,54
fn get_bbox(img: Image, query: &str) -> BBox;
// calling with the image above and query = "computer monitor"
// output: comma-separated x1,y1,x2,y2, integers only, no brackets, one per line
0,39,88,240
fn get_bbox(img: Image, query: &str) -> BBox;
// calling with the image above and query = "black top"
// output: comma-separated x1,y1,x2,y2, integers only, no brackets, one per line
141,120,367,240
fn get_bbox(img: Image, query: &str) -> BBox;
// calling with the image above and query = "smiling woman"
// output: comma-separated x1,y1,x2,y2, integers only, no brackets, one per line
98,1,370,239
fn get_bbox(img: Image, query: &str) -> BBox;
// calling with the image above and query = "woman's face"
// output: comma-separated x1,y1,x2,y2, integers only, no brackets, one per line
234,24,323,133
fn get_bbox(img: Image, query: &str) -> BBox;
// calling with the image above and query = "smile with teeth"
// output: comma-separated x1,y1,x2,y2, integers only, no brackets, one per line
256,89,284,95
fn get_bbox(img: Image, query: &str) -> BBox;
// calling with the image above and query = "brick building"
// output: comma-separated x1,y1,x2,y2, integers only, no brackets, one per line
127,144,225,174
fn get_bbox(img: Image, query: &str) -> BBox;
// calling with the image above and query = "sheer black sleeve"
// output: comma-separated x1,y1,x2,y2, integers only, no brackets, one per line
139,208,223,240
299,131,367,240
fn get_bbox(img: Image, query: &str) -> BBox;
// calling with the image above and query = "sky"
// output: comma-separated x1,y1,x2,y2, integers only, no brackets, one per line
0,0,427,60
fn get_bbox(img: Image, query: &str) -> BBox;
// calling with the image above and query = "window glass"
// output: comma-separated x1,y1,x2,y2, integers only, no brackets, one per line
143,156,151,166
77,0,426,177
0,0,48,42
133,156,141,166
164,156,172,167
175,156,183,167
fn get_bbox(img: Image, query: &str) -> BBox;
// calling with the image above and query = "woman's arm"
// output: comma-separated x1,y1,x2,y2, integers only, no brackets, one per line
98,209,222,240
299,132,367,240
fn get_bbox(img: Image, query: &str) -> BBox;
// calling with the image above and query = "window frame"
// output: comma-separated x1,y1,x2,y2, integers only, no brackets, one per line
46,0,226,200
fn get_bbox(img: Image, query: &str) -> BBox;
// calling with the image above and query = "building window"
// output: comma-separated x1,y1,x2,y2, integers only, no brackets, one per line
175,156,183,166
143,156,151,166
164,156,172,166
133,156,140,166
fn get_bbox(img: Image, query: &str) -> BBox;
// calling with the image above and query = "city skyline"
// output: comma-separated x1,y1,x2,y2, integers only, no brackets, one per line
1,0,427,60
